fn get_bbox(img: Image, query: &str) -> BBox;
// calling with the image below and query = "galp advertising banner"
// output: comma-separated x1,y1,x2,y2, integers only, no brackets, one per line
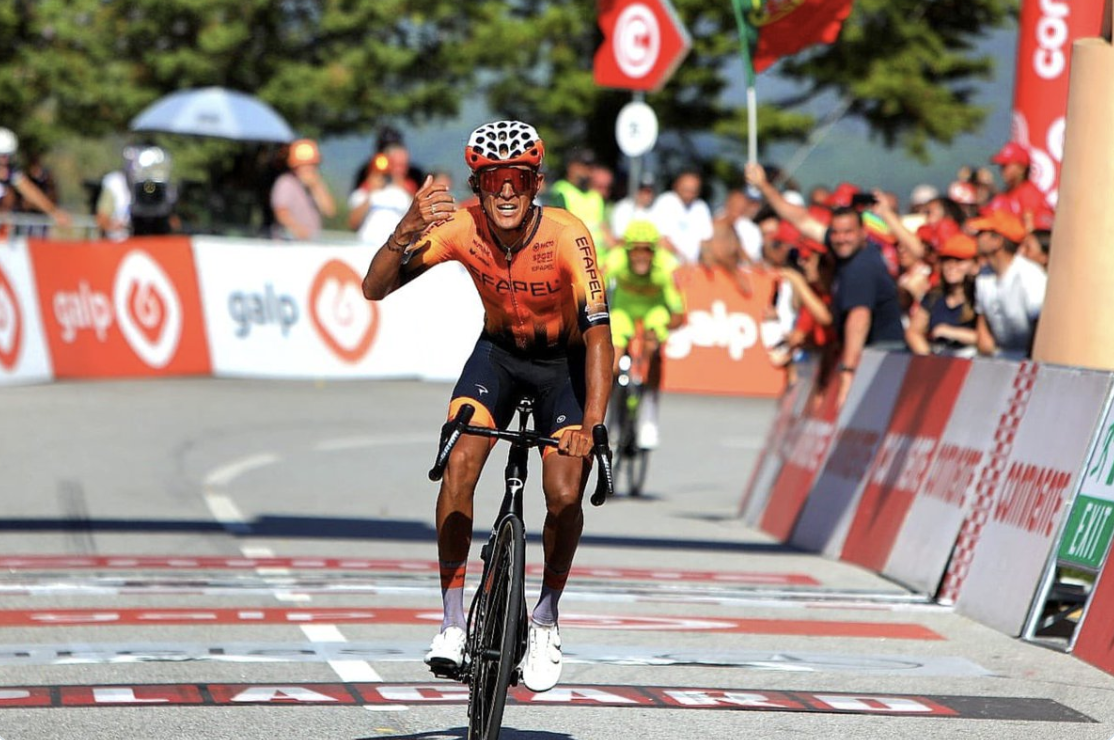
0,238,52,385
192,239,483,380
29,238,211,378
663,266,785,397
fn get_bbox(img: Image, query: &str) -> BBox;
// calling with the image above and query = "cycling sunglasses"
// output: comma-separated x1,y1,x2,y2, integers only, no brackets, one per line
475,166,538,195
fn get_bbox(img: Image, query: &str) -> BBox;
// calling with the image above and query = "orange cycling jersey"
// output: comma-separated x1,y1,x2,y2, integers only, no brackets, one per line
400,204,610,354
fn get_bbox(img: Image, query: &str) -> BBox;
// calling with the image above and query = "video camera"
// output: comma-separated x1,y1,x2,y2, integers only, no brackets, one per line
125,145,176,219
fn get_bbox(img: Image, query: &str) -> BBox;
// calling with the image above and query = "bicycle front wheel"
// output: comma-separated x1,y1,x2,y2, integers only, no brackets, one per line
467,515,526,740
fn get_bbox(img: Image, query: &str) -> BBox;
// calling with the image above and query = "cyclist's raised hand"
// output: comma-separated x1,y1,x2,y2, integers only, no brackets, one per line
397,175,457,239
557,427,594,458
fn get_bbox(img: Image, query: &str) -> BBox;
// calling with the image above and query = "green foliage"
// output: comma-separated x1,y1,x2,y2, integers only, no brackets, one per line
1,0,1016,191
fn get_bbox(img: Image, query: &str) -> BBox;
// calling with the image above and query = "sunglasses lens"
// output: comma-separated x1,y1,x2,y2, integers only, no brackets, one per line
478,167,535,194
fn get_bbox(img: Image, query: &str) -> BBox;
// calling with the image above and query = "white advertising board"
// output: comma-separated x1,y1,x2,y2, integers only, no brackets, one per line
954,363,1112,636
0,238,52,385
193,239,483,381
789,350,911,556
882,359,1021,594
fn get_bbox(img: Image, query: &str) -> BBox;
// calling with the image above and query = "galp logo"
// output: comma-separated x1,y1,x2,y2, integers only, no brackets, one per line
309,260,377,363
664,301,758,361
0,266,23,371
114,251,183,369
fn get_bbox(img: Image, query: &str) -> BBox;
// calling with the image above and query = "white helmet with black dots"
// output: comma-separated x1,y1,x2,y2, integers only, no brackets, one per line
464,120,545,171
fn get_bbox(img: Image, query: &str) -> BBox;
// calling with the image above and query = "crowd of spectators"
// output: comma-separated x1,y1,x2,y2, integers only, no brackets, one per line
3,120,1056,395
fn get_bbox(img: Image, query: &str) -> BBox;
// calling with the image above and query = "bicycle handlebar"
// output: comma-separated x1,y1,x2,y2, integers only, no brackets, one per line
428,404,614,506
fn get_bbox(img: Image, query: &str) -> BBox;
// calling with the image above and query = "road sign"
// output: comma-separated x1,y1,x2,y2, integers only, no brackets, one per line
594,0,692,92
615,101,659,157
1058,393,1114,571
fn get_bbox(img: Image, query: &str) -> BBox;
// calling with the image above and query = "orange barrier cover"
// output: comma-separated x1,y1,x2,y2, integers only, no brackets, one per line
662,266,786,397
29,237,211,378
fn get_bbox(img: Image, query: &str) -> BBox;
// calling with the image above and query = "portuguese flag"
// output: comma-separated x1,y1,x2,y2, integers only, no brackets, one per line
734,0,854,80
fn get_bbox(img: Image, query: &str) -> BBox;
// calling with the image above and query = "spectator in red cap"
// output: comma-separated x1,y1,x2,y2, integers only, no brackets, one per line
906,233,978,357
968,210,1047,359
753,208,834,387
985,141,1054,233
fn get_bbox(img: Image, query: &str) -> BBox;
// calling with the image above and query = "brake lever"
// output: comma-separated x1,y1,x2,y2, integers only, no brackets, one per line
429,404,475,481
589,424,613,507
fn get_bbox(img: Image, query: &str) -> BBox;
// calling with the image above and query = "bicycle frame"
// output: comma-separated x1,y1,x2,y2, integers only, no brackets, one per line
427,399,612,740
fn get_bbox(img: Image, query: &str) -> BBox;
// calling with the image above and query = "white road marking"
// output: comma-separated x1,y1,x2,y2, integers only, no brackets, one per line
301,625,405,712
239,546,309,602
203,493,250,533
204,453,280,487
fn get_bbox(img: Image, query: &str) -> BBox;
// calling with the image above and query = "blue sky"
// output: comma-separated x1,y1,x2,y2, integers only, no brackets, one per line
322,26,1020,212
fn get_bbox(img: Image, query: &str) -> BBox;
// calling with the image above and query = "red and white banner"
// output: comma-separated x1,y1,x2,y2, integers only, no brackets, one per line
790,351,912,556
882,359,1022,595
0,239,52,385
1010,0,1106,210
840,356,972,572
757,368,842,539
739,360,816,524
663,267,786,397
949,363,1111,636
192,239,482,381
29,238,211,378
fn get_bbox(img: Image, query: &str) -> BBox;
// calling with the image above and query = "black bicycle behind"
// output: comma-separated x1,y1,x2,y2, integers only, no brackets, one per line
611,336,651,496
428,398,613,740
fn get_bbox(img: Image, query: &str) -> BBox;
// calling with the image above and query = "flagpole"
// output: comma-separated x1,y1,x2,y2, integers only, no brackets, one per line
731,0,760,164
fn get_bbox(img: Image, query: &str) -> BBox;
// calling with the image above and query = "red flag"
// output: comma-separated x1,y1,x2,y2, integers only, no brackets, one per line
751,0,853,73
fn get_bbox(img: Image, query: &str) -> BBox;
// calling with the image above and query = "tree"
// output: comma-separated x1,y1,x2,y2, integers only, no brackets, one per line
2,0,1015,184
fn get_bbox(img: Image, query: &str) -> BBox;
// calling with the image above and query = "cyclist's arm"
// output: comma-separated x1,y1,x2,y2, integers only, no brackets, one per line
363,175,452,300
659,271,687,329
559,227,614,458
582,323,613,430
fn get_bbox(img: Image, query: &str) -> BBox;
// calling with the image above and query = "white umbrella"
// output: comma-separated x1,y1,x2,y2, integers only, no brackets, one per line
129,86,295,143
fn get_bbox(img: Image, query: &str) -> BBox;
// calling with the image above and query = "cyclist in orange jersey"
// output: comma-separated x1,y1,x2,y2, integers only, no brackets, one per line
362,120,613,693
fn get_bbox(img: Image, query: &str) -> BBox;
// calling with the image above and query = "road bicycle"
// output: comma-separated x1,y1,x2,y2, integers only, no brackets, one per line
611,322,651,496
427,398,613,740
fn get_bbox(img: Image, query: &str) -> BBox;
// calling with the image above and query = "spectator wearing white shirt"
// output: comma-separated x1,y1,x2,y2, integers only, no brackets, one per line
969,210,1047,359
650,170,714,265
732,184,765,263
610,170,658,239
348,146,412,245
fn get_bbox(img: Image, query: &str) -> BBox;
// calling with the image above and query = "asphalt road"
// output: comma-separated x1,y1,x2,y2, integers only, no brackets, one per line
1,377,1112,739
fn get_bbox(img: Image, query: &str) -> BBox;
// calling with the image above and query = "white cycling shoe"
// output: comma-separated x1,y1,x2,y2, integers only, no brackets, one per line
521,620,562,692
425,626,466,669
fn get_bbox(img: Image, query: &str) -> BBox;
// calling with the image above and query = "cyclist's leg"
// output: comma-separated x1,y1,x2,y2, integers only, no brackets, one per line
437,339,517,633
532,348,591,626
636,306,671,449
609,306,634,377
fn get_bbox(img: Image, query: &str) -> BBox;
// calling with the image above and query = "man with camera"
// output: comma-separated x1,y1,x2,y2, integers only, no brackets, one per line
95,145,179,240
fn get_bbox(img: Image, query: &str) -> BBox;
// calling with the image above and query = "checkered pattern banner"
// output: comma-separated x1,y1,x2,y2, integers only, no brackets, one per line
939,362,1039,603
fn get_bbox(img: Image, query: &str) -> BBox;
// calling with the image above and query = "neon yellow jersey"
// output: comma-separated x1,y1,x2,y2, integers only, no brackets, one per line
604,248,685,317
